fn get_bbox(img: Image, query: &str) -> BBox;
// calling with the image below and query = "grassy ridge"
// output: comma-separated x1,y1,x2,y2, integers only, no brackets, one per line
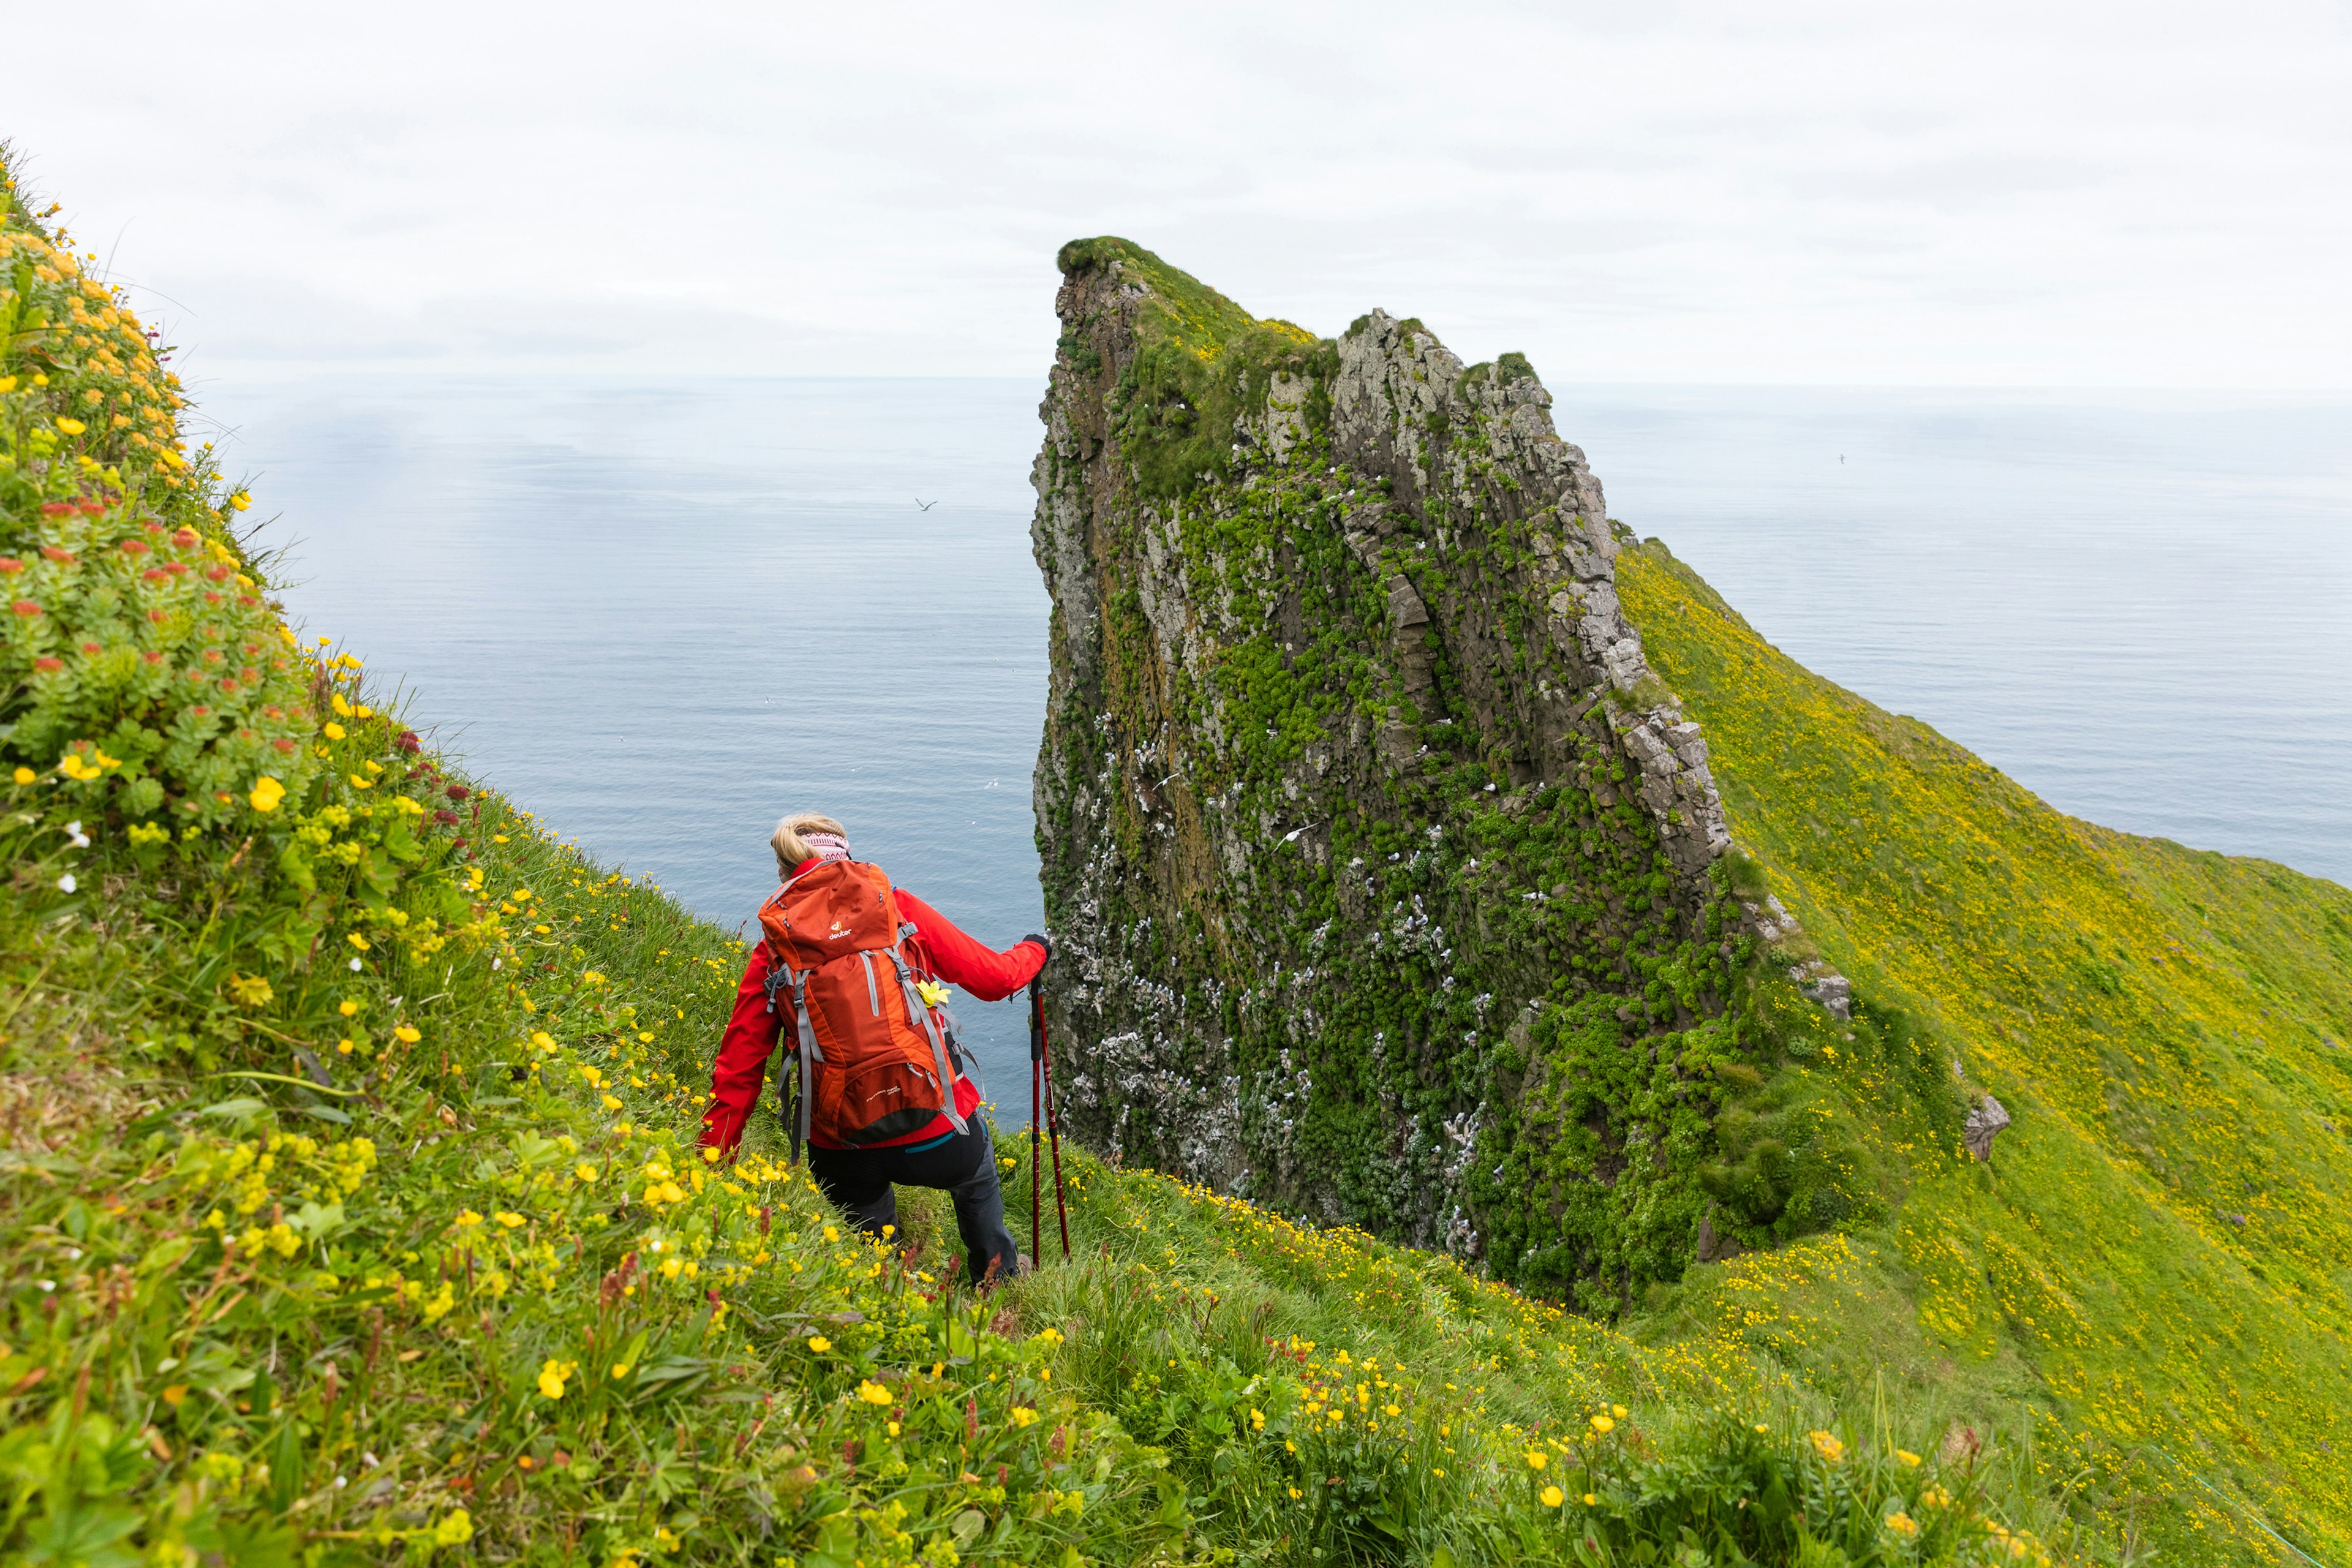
1619,539,2352,1561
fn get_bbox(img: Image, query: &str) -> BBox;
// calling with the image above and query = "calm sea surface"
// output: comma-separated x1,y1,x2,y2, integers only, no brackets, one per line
196,377,2352,1107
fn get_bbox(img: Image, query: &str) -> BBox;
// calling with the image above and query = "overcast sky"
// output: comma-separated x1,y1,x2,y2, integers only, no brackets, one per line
10,0,2348,386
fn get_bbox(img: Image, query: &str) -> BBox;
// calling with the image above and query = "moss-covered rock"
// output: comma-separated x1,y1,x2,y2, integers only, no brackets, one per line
1029,240,1864,1299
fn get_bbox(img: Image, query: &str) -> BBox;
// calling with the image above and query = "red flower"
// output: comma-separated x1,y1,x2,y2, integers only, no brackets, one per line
0,559,19,574
219,678,241,695
434,809,459,826
80,500,108,517
143,652,165,665
33,657,64,673
203,564,231,582
394,731,423,755
38,502,74,518
142,569,169,582
11,600,41,617
120,538,149,555
42,547,76,564
447,784,470,801
171,528,198,548
273,738,297,754
79,641,100,655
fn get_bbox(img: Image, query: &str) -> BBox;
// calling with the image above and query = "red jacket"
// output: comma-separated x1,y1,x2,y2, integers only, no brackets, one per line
699,869,1046,1154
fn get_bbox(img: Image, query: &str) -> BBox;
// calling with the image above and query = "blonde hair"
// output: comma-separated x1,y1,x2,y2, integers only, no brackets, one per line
771,811,848,876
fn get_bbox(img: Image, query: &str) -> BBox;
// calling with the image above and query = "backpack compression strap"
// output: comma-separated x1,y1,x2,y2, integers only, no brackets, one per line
889,924,968,1136
761,957,821,1165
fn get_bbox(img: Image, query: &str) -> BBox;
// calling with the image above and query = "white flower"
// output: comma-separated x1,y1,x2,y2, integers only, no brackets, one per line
64,820,89,848
56,873,77,893
349,957,363,971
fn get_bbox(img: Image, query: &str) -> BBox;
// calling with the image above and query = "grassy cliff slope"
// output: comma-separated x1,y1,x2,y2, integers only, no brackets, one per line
1621,539,2352,1561
0,160,2092,1568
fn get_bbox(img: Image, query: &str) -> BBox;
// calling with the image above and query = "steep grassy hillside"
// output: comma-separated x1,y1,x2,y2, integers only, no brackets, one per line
1621,539,2352,1562
0,159,2092,1567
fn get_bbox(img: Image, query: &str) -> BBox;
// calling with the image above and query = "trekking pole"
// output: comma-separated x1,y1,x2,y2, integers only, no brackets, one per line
1030,978,1071,1259
1044,1034,1072,1262
1028,977,1043,1265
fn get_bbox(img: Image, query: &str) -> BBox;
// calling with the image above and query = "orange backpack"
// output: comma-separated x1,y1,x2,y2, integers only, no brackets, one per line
758,859,968,1161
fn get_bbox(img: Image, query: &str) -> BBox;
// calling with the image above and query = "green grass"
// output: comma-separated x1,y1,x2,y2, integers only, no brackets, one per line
6,156,2341,1566
1619,538,2352,1562
0,162,2108,1566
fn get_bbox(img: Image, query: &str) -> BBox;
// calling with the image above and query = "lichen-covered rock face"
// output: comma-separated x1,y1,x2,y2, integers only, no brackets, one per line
1029,239,1856,1306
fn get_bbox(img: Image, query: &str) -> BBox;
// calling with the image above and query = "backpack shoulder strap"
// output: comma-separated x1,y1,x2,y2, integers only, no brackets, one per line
885,931,967,1137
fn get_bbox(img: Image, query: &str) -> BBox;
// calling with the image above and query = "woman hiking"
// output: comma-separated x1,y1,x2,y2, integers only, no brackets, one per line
698,812,1048,1289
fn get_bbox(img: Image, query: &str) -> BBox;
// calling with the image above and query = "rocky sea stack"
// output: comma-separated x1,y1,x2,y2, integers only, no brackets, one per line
1029,239,1880,1304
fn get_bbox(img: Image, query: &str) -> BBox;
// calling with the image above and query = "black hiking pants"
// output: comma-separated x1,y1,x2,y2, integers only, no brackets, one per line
807,1120,1019,1287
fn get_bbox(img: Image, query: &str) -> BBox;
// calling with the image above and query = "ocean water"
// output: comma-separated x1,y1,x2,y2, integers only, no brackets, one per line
197,376,2352,1109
